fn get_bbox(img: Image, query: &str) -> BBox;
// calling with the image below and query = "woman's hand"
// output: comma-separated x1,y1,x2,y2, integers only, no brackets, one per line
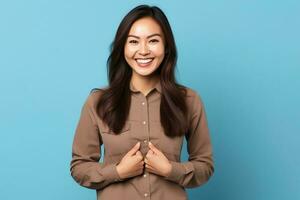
144,142,172,177
116,142,144,179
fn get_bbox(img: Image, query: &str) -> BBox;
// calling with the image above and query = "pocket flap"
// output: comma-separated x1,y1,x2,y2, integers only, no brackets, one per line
100,122,130,134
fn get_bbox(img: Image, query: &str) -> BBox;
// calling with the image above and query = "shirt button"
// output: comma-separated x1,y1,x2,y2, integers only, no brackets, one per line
144,193,148,197
142,102,145,105
142,121,146,125
143,173,147,178
143,139,148,143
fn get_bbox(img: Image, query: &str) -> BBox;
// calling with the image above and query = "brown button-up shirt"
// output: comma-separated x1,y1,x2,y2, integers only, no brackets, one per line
70,80,214,200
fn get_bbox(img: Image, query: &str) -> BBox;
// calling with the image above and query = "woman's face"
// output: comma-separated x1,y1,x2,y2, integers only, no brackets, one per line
124,17,165,79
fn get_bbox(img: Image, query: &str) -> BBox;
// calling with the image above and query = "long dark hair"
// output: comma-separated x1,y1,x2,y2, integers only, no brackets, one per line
93,5,188,137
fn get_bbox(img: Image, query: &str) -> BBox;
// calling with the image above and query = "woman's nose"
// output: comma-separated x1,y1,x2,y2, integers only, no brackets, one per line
138,42,150,55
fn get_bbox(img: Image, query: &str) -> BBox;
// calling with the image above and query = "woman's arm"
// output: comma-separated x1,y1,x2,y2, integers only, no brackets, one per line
164,92,214,188
70,94,122,190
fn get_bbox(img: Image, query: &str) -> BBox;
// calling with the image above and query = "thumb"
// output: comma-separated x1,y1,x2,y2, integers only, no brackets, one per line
126,142,140,156
135,150,142,157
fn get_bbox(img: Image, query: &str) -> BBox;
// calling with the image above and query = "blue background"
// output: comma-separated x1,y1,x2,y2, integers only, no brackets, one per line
0,0,299,199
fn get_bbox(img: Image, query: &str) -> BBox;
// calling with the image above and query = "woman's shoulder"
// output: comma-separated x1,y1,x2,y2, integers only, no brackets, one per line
179,84,201,99
89,87,105,96
83,87,107,109
179,84,205,109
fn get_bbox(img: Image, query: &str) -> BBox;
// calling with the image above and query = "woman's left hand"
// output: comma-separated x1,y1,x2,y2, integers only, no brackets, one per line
144,142,172,177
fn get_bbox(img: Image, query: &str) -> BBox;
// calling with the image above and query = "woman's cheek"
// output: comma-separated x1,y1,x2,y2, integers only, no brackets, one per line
125,44,137,54
152,45,165,55
130,44,140,50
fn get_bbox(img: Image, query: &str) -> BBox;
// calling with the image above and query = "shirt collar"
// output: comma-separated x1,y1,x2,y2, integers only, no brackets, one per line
129,79,162,94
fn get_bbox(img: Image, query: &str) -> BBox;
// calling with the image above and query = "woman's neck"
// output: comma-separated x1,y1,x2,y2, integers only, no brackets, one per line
130,74,159,96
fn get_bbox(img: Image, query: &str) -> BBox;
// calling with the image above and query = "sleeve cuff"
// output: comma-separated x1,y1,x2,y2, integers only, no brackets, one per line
164,161,194,184
164,161,185,183
97,163,123,183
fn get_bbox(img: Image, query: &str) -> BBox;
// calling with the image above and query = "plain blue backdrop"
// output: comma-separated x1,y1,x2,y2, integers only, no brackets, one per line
0,0,299,199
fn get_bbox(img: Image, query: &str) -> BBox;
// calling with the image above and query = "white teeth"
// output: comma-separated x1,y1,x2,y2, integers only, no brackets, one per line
136,58,153,64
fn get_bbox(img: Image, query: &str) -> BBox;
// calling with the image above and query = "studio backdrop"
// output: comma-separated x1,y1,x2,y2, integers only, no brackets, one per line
0,0,299,200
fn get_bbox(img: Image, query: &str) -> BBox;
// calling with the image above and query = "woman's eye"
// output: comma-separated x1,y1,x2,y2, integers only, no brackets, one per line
149,39,159,43
129,40,138,44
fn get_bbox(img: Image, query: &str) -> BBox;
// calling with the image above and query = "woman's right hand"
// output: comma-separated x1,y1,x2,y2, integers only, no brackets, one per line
116,142,144,179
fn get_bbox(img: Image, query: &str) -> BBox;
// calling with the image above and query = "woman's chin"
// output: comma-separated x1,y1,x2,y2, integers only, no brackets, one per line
133,68,158,77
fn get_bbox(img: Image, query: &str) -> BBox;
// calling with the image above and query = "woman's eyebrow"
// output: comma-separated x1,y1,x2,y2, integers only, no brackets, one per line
127,33,162,39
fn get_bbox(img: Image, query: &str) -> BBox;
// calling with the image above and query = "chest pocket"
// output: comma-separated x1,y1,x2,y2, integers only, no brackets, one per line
157,125,184,156
100,122,134,156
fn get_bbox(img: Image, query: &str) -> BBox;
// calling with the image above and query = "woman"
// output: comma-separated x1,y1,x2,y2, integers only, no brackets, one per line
70,4,214,200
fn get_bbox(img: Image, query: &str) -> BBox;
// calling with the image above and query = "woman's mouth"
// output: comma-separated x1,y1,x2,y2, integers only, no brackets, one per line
135,58,154,67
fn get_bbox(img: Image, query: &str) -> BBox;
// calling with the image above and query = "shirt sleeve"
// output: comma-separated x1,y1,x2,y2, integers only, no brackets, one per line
70,93,122,190
164,91,214,188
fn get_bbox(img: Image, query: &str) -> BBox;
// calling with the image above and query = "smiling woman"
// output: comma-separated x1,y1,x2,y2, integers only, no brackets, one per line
124,17,165,80
70,4,214,200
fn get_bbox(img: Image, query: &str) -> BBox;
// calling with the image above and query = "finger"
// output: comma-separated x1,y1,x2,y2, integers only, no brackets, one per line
135,151,144,161
132,160,144,170
139,163,145,169
148,142,161,155
135,150,142,157
148,142,158,152
144,159,153,168
146,168,157,175
145,150,154,159
138,160,145,167
131,169,143,177
126,142,140,156
145,163,156,171
144,157,152,165
149,149,154,154
144,157,148,164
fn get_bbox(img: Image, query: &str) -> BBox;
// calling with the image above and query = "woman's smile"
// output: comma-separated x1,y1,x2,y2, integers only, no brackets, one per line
135,58,154,67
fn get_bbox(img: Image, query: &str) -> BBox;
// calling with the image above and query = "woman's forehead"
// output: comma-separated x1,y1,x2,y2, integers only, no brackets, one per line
128,17,163,38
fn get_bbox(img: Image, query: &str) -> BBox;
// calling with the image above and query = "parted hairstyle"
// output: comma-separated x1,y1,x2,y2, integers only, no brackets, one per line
93,4,189,137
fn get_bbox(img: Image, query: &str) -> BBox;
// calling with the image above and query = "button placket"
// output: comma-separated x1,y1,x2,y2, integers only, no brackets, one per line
140,95,150,198
141,96,149,143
